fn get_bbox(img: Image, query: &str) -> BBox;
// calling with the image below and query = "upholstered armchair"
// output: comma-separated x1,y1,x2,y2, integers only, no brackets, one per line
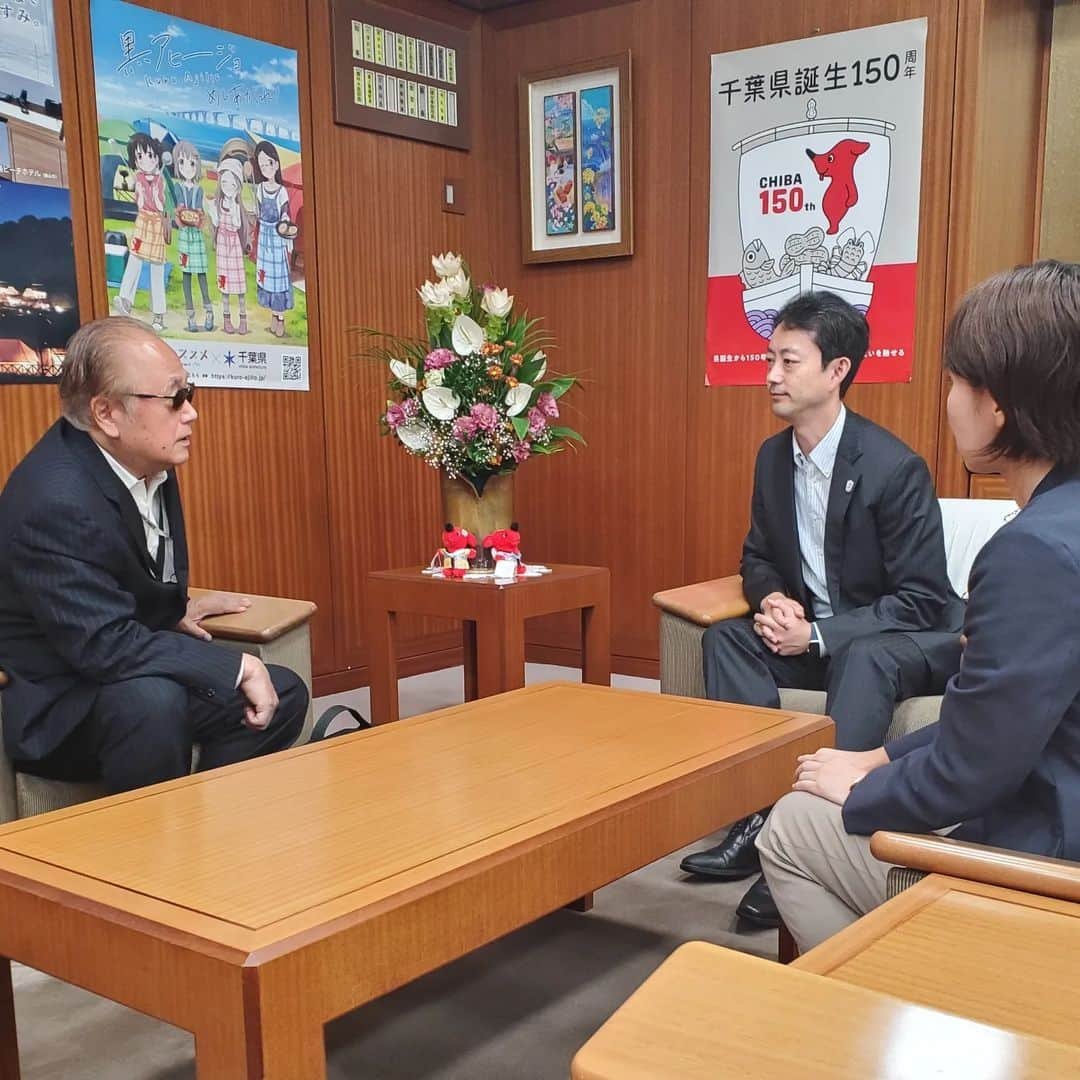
652,499,1018,742
871,831,1080,903
0,588,316,822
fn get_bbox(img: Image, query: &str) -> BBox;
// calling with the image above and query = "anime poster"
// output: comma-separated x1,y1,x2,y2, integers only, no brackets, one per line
91,0,308,391
0,0,80,383
707,19,927,387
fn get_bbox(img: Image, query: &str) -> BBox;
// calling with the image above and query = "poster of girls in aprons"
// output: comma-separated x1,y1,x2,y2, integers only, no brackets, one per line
90,0,308,390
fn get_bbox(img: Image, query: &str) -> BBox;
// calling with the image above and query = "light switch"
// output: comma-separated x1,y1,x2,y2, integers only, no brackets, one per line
442,176,465,215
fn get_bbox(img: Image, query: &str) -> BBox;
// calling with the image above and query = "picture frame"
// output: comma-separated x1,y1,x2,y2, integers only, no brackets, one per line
330,0,471,151
517,51,632,264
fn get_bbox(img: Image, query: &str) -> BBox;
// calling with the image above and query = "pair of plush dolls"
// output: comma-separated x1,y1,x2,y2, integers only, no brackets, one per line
435,523,526,580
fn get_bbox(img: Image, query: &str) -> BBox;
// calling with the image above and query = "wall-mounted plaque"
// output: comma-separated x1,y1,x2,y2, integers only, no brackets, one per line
331,0,471,151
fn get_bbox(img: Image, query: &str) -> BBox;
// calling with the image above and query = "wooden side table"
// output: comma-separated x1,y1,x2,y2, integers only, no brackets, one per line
366,564,611,724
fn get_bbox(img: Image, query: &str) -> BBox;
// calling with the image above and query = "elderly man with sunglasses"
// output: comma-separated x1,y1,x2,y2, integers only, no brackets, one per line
0,317,306,793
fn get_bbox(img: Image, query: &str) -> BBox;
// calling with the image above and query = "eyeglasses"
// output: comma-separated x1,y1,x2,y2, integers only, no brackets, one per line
123,384,196,410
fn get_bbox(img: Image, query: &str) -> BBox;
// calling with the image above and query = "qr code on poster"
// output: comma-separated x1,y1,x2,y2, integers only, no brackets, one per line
282,355,304,381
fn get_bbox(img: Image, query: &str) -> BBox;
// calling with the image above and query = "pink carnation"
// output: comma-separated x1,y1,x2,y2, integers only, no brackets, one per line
470,402,500,432
510,441,531,462
401,397,420,418
452,416,479,441
425,347,457,370
384,403,406,429
537,391,559,419
527,407,547,438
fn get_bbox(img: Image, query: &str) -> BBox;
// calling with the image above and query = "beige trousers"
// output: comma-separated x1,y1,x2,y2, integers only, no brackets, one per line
756,791,894,953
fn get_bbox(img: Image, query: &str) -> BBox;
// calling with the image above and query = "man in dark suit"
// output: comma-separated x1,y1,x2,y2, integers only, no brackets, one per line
680,291,963,929
760,260,1080,952
0,316,306,792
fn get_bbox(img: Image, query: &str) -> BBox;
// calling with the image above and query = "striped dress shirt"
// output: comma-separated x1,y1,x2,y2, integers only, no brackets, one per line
792,406,846,648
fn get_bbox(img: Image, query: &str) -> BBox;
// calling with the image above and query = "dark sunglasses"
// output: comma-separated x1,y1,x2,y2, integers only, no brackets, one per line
125,384,196,410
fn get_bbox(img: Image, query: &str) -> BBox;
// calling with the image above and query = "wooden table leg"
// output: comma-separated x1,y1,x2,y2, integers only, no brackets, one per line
0,959,19,1080
581,600,611,686
195,980,327,1079
462,620,478,701
476,613,526,698
367,606,399,725
565,894,594,913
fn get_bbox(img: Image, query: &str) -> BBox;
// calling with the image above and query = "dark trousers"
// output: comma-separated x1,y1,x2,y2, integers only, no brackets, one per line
701,618,959,750
18,664,308,793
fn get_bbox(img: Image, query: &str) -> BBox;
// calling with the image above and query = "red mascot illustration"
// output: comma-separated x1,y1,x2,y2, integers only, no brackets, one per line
436,523,477,579
483,523,526,581
805,139,870,235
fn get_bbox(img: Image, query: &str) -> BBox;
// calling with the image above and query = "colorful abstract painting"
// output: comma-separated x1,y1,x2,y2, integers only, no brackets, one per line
543,91,576,236
580,84,614,233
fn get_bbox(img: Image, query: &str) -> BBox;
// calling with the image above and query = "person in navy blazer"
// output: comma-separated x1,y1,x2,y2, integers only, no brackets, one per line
758,260,1080,952
681,291,964,929
0,317,306,792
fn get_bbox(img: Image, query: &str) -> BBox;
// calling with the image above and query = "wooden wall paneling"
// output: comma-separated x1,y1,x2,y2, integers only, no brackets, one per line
482,0,693,668
307,0,490,686
1040,1,1080,260
934,0,1051,497
0,0,98,484
684,0,961,590
65,0,338,672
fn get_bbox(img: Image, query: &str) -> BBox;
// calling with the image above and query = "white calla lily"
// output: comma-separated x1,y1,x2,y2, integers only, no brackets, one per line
389,358,417,388
481,287,513,318
532,350,547,379
451,314,486,357
424,367,445,387
431,252,463,278
396,419,433,452
417,278,453,308
504,382,534,417
422,385,460,421
444,270,471,300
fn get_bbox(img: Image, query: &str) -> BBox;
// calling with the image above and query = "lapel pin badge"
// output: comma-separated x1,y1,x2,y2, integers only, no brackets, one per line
845,480,854,493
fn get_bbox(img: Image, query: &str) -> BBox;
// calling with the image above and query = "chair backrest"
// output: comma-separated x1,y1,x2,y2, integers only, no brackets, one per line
938,498,1018,598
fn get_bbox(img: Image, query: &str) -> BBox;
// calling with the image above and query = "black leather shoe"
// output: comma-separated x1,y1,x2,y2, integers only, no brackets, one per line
679,812,767,880
736,875,780,929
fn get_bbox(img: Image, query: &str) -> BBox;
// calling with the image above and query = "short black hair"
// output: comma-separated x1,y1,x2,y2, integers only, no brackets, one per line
773,291,869,397
944,260,1080,469
127,132,162,170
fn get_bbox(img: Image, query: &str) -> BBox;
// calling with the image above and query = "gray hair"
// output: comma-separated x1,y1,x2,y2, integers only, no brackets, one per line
59,316,157,430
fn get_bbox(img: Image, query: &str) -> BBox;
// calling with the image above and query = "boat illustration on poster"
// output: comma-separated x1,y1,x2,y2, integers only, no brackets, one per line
732,99,893,341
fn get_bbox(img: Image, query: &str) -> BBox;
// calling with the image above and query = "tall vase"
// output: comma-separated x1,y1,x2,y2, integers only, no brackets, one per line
440,472,514,562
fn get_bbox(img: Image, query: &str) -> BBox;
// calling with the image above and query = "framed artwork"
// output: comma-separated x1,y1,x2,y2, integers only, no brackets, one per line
517,51,632,264
330,0,471,151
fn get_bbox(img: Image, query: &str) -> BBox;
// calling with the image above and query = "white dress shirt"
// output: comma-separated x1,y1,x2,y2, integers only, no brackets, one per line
792,405,846,653
96,445,175,583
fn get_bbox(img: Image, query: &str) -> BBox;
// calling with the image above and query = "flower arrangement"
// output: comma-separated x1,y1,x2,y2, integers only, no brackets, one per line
368,252,583,495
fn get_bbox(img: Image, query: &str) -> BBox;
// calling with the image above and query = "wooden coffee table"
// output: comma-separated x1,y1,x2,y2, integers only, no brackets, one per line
0,683,830,1078
366,564,610,724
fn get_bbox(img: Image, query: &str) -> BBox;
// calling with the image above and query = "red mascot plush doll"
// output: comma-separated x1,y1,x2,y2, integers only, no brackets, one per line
437,523,477,579
483,522,526,581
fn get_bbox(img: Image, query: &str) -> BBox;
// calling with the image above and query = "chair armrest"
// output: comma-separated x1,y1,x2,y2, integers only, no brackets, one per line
870,831,1080,903
652,575,750,627
189,587,317,643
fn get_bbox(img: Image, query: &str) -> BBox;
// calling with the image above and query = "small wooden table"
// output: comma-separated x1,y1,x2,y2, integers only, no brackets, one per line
366,563,610,725
794,873,1080,1047
0,683,829,1078
571,939,1080,1079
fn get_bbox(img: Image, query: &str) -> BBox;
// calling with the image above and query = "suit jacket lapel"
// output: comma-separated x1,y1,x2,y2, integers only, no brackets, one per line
61,421,158,577
824,414,863,611
163,471,189,589
772,436,810,608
